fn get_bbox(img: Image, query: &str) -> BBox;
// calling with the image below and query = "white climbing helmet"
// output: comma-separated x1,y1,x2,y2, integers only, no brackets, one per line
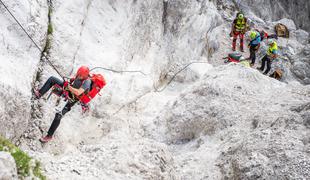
268,39,275,45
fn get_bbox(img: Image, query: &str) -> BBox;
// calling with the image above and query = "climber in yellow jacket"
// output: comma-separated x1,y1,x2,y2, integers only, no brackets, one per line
257,39,279,75
230,11,249,52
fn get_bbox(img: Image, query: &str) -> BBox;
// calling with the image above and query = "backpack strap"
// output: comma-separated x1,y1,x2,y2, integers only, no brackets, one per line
69,77,75,84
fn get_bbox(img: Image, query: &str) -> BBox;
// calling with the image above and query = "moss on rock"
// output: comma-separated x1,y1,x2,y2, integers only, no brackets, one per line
0,136,45,180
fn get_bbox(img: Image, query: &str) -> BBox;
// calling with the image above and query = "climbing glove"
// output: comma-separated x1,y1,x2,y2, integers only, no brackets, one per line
63,81,69,88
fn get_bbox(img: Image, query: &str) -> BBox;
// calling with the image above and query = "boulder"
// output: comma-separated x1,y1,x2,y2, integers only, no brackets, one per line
292,29,310,45
290,44,310,84
276,18,296,31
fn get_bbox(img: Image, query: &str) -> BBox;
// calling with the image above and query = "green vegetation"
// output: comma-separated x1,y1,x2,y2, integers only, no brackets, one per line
33,161,46,180
47,23,53,35
47,5,53,36
0,136,46,180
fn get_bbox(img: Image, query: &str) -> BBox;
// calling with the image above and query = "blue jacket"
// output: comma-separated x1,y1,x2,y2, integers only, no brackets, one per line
249,35,261,46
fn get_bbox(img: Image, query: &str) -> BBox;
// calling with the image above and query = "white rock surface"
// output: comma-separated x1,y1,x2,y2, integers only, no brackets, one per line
290,44,310,84
0,0,48,142
0,152,18,180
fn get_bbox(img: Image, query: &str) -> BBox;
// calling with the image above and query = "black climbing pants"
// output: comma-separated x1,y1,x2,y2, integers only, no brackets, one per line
249,44,259,64
259,55,272,74
39,76,64,96
47,100,77,136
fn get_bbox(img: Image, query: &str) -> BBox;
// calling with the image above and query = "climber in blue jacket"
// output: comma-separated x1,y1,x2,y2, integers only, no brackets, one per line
248,30,261,66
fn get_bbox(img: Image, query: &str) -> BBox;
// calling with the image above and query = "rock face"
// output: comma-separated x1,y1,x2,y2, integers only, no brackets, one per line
0,152,18,180
219,130,310,179
149,64,310,179
40,138,176,179
0,84,30,141
240,0,310,32
290,45,310,84
0,0,310,180
0,0,47,141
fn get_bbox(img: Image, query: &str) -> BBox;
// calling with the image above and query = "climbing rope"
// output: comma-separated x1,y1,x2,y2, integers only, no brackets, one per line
0,0,65,79
154,61,209,92
90,67,147,75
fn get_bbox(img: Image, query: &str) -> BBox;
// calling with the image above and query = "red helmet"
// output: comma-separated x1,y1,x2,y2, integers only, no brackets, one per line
76,66,90,79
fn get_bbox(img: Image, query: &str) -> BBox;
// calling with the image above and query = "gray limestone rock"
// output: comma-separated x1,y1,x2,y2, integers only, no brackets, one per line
0,152,18,180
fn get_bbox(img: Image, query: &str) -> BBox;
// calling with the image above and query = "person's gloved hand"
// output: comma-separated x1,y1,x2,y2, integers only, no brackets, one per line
63,81,69,88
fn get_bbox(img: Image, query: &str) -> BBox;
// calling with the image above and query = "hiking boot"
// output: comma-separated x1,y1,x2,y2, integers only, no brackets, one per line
232,47,236,51
256,67,263,71
33,89,41,99
39,135,52,143
240,48,244,52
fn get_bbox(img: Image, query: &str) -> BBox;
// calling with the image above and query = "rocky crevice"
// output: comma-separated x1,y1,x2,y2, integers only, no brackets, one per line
17,0,54,148
162,0,168,34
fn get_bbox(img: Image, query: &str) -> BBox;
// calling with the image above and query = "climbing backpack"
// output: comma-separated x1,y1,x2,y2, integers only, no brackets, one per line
223,52,244,63
275,23,289,38
79,73,106,105
269,69,283,80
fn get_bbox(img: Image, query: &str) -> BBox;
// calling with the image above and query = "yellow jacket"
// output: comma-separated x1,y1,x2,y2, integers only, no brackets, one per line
267,42,278,57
